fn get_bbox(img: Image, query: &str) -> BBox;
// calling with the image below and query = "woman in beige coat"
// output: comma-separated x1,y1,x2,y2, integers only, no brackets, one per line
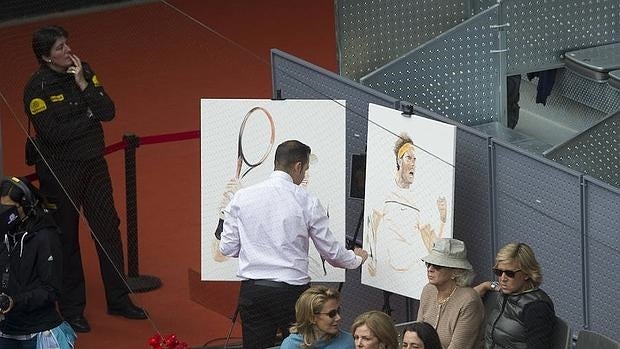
417,238,485,349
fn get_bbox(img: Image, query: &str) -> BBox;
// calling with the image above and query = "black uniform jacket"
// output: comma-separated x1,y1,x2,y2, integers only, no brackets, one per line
23,63,115,162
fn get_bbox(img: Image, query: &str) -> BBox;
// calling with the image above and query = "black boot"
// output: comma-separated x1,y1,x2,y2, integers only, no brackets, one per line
107,297,147,319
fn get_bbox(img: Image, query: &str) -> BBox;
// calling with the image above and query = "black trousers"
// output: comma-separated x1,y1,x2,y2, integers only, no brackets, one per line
36,156,129,318
238,280,309,349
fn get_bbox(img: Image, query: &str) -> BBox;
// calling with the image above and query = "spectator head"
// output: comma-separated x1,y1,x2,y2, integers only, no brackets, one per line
351,310,399,349
32,25,68,65
402,322,442,349
274,140,311,185
289,286,342,348
494,242,542,294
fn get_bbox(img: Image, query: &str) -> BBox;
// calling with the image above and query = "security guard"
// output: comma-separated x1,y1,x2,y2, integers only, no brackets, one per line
23,25,146,333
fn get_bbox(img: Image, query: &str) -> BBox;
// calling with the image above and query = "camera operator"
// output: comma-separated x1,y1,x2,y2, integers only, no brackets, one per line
0,177,76,349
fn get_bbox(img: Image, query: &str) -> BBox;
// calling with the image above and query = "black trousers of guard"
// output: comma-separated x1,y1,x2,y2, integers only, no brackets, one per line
36,156,129,318
239,280,309,349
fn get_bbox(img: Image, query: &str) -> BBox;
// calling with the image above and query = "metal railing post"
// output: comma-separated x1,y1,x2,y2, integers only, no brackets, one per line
123,133,162,292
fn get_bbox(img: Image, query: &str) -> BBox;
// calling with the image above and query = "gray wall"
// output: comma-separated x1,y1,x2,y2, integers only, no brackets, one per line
271,49,620,340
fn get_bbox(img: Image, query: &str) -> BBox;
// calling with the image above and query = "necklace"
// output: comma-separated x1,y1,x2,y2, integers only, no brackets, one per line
434,286,458,328
437,286,457,305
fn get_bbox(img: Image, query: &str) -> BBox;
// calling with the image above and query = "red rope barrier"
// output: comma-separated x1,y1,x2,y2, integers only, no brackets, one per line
25,130,201,180
104,140,128,155
139,130,200,146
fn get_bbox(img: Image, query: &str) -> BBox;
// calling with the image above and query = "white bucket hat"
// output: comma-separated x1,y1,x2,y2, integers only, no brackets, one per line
421,238,473,270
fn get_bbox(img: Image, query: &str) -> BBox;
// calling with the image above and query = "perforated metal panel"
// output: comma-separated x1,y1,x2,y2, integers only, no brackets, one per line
473,0,498,14
494,143,582,228
585,178,620,339
557,69,620,115
361,5,500,126
453,127,494,280
336,0,470,81
546,111,619,188
493,143,584,329
505,0,620,75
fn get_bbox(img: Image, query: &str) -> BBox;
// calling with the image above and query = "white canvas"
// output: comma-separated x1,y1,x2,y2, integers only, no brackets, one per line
200,99,347,282
362,103,456,299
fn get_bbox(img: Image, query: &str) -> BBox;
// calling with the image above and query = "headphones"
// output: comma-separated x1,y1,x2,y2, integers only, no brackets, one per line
1,177,38,217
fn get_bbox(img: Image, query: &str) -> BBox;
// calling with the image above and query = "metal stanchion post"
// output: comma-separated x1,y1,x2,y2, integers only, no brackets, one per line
124,133,162,292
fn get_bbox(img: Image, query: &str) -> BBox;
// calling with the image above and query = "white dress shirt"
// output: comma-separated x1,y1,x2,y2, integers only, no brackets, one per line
220,170,361,285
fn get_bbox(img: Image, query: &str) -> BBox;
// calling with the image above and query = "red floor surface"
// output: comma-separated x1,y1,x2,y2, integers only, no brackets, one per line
0,1,337,347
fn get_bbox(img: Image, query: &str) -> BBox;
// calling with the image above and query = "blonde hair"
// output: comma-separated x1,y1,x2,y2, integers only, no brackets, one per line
495,242,543,287
351,311,399,349
393,133,414,170
289,286,340,348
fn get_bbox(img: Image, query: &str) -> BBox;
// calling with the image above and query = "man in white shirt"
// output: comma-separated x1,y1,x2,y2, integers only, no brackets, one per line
220,139,368,349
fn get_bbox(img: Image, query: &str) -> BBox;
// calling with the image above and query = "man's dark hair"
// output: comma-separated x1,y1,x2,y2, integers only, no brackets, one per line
32,25,68,65
274,140,311,171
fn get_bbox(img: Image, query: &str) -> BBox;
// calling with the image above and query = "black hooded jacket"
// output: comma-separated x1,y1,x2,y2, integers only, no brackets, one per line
0,210,63,335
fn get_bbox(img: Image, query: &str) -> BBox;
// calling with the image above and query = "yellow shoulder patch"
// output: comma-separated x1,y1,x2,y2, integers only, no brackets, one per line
92,75,101,87
29,98,47,115
50,94,64,102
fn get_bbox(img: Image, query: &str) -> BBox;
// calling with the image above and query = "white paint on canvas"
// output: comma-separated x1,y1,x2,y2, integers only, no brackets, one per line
362,103,456,299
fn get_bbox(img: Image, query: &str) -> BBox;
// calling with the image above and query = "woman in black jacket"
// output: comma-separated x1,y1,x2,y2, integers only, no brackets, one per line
476,242,556,349
0,177,76,349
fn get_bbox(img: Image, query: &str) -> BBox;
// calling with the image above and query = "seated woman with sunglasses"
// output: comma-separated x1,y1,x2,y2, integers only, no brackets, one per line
281,286,353,349
417,238,485,349
475,242,555,349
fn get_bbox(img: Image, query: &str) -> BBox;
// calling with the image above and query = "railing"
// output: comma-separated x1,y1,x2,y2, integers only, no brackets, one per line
25,130,200,292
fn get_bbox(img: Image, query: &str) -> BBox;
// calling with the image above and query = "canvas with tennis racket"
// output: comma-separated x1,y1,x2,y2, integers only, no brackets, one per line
200,99,347,283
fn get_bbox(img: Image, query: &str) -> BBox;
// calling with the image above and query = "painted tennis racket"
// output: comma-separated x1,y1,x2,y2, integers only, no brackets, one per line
235,106,276,179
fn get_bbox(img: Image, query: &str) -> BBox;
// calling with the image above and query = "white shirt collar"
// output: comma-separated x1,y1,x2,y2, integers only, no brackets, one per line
271,170,294,183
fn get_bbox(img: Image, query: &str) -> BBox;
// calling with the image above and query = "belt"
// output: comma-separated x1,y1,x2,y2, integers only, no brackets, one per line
242,279,308,288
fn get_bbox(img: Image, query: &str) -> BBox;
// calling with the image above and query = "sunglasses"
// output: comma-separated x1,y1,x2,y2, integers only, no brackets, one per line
425,262,443,270
493,268,522,278
317,307,341,318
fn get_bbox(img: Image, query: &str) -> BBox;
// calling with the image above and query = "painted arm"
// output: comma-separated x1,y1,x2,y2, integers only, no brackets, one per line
366,209,383,276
